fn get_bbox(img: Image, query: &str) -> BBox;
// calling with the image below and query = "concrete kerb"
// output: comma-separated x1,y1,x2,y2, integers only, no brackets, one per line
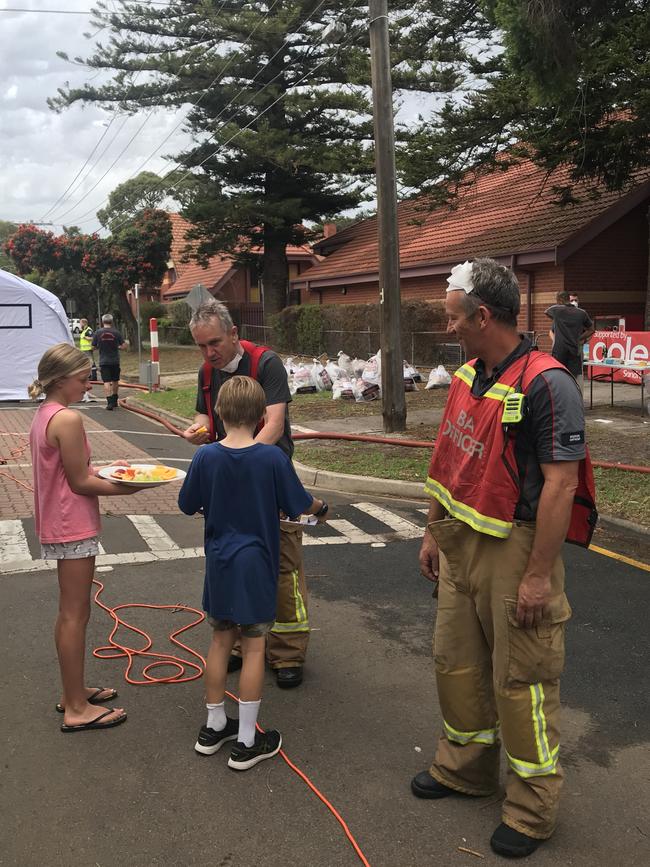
123,396,649,531
292,460,426,500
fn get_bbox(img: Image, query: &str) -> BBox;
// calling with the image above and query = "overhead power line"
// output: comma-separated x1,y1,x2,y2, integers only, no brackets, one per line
101,21,367,234
2,3,172,12
52,0,339,226
48,0,280,224
42,1,230,222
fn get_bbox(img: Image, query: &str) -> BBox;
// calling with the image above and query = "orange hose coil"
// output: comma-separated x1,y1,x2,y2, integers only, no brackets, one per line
92,578,371,866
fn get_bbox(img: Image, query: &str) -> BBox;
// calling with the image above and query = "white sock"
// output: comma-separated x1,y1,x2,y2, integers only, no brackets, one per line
238,700,261,747
206,702,226,732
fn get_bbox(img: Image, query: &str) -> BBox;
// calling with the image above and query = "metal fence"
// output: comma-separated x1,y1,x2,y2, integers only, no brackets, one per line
409,332,464,368
239,323,273,343
409,331,536,368
157,316,538,373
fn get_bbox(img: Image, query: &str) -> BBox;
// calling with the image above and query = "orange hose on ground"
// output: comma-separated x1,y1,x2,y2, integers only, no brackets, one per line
292,431,435,448
119,399,650,474
0,432,34,490
92,578,205,684
92,577,371,866
89,380,150,391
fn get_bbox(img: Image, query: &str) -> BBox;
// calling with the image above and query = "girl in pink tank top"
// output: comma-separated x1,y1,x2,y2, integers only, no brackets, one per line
29,343,142,734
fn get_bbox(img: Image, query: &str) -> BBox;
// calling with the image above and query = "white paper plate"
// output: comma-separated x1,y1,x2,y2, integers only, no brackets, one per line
97,463,187,487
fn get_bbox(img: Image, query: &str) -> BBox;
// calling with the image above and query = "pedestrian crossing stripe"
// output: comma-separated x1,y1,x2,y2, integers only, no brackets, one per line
0,504,427,575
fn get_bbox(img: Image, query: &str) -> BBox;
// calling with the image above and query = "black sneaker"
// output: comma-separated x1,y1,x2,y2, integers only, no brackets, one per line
228,729,282,771
194,716,239,755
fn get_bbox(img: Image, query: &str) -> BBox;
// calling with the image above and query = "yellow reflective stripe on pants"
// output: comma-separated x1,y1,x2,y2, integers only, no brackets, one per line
272,569,309,633
424,477,513,539
530,682,552,766
506,684,559,778
507,745,559,778
444,718,499,746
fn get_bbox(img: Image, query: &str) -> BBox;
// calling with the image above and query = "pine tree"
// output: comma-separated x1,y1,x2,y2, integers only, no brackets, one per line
400,0,650,324
49,0,495,317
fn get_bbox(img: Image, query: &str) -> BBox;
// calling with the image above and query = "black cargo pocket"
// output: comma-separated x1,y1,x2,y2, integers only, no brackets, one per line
504,595,572,685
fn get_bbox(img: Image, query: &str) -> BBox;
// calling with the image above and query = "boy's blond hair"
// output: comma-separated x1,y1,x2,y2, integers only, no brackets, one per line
28,343,91,399
216,375,266,429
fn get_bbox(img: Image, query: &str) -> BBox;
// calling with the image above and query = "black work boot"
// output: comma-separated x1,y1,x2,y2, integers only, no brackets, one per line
105,396,113,411
490,823,542,858
110,394,119,409
411,771,458,799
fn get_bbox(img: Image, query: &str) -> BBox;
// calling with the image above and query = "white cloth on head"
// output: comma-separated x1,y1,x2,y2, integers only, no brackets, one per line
446,260,474,294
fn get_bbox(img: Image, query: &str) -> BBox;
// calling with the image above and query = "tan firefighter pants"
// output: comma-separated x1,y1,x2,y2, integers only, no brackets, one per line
232,520,310,669
427,517,571,840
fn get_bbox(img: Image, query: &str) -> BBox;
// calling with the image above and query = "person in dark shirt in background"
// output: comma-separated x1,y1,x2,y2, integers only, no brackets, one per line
545,292,594,389
92,314,127,411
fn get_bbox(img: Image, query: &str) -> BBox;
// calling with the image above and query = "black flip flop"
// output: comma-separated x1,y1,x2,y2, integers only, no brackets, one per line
56,687,118,713
61,709,127,733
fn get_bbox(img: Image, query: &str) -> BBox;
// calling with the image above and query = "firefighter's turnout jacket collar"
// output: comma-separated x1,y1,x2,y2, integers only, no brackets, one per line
425,347,597,547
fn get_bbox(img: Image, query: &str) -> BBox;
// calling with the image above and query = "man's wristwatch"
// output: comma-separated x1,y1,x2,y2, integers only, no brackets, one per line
314,500,329,518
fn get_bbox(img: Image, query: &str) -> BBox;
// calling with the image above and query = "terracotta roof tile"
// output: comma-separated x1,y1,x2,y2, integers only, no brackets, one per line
297,158,650,284
161,213,320,299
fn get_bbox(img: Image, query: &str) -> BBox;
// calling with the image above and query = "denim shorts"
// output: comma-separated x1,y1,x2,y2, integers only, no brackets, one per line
206,616,273,638
41,535,100,560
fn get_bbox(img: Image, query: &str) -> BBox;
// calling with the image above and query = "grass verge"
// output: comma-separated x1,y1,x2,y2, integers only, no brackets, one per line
135,385,649,527
133,386,197,419
294,442,429,484
592,467,650,527
295,443,649,528
137,383,449,423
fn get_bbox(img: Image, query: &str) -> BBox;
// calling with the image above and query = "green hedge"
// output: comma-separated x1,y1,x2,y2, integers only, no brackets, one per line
269,300,447,362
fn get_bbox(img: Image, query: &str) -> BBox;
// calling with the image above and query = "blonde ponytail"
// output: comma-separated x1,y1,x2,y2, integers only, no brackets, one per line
29,343,91,399
28,379,44,400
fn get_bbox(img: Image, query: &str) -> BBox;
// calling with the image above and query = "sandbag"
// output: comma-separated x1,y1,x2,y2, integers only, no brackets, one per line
310,359,333,391
292,363,317,394
337,351,354,375
332,375,355,400
362,353,381,386
425,364,452,389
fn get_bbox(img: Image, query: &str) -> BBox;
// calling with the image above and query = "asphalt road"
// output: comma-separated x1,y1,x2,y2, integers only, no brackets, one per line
1,403,648,867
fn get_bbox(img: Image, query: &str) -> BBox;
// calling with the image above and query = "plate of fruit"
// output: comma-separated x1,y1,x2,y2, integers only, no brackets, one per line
98,463,186,487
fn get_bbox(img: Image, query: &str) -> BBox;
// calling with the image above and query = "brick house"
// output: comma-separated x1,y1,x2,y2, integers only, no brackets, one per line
290,158,650,345
158,214,321,312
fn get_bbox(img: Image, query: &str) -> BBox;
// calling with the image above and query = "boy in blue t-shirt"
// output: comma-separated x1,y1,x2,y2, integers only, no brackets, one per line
178,376,327,770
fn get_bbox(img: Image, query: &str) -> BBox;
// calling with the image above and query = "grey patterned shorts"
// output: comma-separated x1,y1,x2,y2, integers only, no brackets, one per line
41,536,100,560
206,616,273,638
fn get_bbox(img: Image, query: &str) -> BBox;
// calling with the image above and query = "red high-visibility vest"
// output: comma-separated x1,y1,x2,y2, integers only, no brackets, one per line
201,339,271,443
426,351,597,547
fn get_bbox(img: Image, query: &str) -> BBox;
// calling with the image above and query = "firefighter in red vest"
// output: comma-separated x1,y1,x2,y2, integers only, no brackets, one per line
412,259,596,859
183,301,318,689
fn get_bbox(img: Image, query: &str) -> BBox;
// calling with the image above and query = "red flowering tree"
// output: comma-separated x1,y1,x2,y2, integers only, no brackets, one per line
3,225,63,276
3,210,172,344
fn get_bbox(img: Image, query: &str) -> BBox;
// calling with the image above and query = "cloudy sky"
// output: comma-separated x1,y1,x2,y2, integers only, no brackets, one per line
0,1,433,235
0,1,196,233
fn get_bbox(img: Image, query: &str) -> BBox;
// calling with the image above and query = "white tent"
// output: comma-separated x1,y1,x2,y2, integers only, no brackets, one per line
0,269,73,401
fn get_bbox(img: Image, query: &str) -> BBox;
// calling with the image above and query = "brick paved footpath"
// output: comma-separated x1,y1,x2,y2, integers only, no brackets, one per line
0,406,186,519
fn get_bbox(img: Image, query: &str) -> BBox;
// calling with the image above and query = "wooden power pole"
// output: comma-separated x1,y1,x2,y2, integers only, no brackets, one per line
369,0,406,432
